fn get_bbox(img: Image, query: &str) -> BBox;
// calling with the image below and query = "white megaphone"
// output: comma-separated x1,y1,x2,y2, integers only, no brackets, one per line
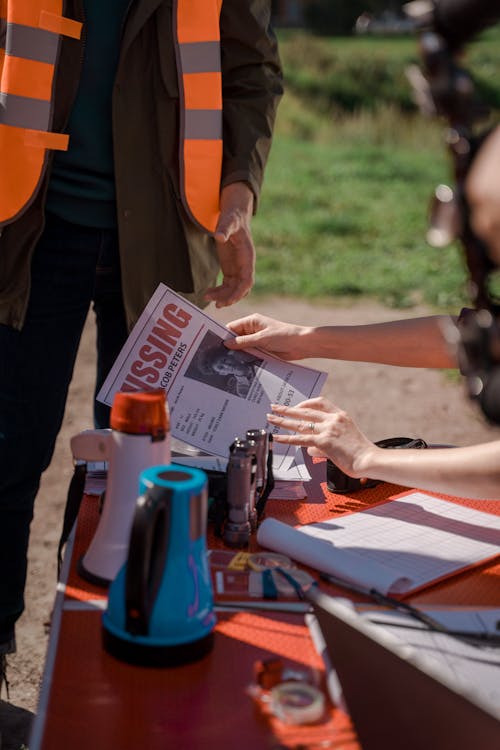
71,389,171,586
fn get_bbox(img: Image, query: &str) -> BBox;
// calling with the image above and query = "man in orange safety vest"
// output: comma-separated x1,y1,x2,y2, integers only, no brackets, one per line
0,0,282,688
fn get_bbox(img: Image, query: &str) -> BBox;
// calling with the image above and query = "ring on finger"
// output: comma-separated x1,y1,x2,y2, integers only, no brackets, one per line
308,422,315,433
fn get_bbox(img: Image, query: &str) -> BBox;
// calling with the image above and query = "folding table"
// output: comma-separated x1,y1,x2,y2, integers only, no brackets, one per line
29,458,500,749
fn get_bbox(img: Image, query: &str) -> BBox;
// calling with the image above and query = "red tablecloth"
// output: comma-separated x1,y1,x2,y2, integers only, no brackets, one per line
29,458,500,749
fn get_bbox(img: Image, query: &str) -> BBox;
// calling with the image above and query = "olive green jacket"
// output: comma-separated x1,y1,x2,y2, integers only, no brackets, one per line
0,0,282,330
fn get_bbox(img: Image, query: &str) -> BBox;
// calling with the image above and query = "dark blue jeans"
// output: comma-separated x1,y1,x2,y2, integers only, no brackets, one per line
0,213,128,649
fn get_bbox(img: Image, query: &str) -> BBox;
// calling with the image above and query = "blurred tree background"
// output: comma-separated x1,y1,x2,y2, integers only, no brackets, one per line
273,0,409,36
302,0,407,35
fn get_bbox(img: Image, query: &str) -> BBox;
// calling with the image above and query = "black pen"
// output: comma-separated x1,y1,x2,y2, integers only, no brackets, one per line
319,571,448,630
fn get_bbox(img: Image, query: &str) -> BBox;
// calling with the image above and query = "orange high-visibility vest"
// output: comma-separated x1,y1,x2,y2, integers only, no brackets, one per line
0,1,82,226
0,0,223,234
175,0,223,233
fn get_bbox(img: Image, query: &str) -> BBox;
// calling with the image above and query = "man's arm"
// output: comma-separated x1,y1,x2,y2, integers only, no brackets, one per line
218,0,283,202
204,0,283,308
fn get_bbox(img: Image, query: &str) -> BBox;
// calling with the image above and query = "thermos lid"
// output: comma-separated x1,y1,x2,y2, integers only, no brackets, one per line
110,389,169,437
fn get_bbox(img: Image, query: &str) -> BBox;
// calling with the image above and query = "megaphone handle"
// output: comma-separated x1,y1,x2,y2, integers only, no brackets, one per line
125,485,171,636
57,461,87,579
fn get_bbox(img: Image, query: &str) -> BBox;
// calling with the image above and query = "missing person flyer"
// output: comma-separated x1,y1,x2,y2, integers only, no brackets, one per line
97,284,327,477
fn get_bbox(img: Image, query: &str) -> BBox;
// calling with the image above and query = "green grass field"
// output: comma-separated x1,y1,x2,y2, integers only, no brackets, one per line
251,28,500,311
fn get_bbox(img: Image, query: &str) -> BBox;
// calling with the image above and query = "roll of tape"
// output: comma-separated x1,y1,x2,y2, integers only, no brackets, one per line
247,552,294,571
270,681,325,725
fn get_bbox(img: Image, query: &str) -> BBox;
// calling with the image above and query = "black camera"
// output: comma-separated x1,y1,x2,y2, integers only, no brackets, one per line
405,1,500,53
326,437,428,494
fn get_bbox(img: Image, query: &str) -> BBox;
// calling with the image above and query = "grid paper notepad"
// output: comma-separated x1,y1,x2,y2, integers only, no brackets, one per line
256,491,500,596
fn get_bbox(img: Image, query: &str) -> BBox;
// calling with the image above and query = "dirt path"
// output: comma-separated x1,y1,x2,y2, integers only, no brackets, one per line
2,295,500,749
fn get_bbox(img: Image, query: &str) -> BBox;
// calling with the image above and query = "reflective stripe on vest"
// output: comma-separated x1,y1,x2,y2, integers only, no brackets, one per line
175,0,223,233
0,2,82,226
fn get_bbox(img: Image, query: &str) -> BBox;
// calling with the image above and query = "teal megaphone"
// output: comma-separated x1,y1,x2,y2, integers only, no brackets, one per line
103,465,216,666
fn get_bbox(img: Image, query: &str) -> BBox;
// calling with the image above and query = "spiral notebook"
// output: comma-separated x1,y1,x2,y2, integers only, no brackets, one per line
257,490,500,597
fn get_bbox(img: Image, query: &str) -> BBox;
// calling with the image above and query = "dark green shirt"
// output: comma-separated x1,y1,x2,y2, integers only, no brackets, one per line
46,0,130,228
